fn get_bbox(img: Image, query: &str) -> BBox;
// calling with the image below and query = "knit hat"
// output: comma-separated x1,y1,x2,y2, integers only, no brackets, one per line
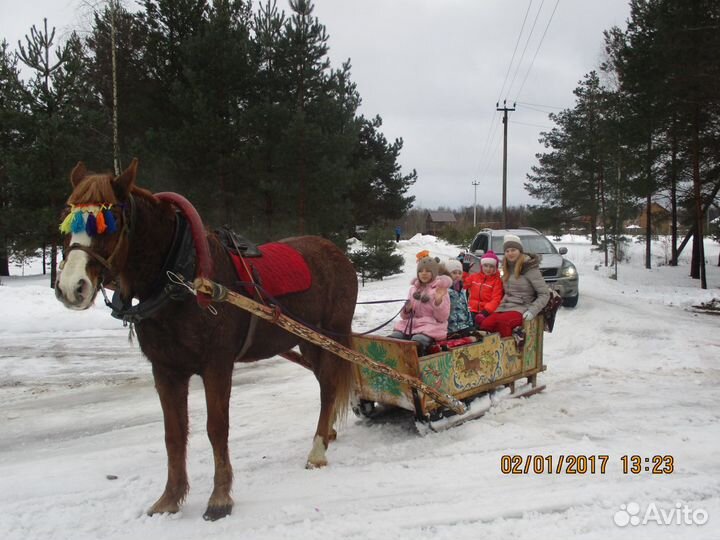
445,258,463,274
415,249,430,261
503,234,524,253
417,256,440,279
480,250,499,266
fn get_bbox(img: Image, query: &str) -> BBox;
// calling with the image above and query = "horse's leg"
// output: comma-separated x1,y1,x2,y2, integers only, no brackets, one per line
304,345,353,469
201,361,234,521
148,364,191,515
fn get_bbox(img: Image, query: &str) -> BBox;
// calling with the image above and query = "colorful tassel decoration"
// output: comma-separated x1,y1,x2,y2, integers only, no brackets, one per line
71,211,86,234
104,209,117,234
59,212,74,234
95,210,107,234
86,213,97,236
59,204,118,236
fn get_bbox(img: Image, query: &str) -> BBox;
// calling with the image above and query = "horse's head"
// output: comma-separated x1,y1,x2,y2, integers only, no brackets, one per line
55,159,139,310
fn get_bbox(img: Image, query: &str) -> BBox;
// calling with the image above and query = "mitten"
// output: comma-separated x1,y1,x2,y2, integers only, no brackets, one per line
523,311,535,321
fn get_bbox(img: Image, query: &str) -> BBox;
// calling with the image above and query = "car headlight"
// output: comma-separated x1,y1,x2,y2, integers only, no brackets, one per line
561,260,577,278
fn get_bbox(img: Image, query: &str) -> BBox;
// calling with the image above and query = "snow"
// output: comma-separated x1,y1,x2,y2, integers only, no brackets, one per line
1,235,719,540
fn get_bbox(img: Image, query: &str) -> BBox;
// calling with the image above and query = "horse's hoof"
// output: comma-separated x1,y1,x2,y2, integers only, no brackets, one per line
148,500,180,516
305,458,328,469
147,506,179,517
203,504,232,521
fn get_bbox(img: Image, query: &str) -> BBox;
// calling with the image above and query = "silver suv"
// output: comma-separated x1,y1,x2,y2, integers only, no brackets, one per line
464,227,579,307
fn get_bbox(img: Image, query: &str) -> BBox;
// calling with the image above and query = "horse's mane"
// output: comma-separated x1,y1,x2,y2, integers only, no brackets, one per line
67,173,154,205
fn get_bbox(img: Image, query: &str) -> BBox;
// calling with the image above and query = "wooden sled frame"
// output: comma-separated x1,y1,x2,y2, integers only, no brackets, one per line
351,316,546,427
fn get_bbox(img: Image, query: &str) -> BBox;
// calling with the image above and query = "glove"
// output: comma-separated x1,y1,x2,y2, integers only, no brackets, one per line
523,311,535,321
434,287,448,305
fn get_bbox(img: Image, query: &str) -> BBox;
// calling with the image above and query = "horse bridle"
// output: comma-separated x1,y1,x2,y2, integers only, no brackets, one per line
59,195,136,285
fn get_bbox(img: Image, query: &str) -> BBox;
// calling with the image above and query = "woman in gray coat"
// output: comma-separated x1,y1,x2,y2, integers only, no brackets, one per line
478,234,550,337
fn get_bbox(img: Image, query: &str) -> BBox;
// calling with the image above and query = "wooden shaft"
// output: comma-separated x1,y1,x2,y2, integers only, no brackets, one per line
194,277,466,415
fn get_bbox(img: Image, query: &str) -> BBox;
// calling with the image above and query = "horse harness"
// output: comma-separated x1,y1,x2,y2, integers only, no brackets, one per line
59,194,198,325
104,207,198,325
60,193,266,357
60,194,137,283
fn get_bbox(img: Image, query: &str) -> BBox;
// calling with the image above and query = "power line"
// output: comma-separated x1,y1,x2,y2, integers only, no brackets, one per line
510,120,554,129
514,0,561,102
478,125,503,182
516,100,564,110
474,111,501,176
518,103,560,115
477,0,533,189
478,2,532,184
497,0,534,103
505,0,546,101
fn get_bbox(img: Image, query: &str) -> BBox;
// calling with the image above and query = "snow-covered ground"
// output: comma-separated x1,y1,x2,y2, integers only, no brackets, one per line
1,235,719,540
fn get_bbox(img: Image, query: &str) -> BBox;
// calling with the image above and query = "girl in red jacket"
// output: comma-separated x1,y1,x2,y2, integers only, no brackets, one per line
463,250,504,327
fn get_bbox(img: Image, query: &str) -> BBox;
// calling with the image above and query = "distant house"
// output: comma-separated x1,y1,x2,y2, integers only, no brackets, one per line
568,215,593,235
638,203,671,235
425,211,456,235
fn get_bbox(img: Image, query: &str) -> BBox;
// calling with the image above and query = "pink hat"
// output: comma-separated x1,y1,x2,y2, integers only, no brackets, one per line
480,250,499,266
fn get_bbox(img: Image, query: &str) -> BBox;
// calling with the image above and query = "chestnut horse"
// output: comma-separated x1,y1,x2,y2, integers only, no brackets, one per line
54,159,358,520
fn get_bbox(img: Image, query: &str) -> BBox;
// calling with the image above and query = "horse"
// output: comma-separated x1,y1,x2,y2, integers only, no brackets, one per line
54,159,358,521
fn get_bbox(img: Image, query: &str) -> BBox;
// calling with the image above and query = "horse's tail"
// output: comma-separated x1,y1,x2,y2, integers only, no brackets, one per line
327,246,359,427
331,333,356,425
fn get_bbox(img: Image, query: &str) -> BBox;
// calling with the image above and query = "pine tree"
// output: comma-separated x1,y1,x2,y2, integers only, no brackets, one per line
0,40,28,276
16,21,104,285
349,226,403,284
350,115,416,233
603,0,720,285
85,3,157,172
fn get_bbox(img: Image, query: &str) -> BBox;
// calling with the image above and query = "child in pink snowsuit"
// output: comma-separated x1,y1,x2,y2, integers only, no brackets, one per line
390,255,452,354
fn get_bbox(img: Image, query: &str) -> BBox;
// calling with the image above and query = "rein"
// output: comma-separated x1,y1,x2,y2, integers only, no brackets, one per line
61,188,408,338
226,280,406,338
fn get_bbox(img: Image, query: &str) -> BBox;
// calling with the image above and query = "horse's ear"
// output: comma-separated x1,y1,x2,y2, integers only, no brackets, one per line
70,162,87,187
113,158,139,199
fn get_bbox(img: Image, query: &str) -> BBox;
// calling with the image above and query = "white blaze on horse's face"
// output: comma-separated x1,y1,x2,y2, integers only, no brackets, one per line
55,231,95,310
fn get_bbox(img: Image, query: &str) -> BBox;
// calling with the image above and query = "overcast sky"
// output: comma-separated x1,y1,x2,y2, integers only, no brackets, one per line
0,0,631,210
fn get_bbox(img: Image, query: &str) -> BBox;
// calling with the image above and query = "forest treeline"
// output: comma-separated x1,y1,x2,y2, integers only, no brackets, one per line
0,0,416,276
526,0,720,286
2,0,719,288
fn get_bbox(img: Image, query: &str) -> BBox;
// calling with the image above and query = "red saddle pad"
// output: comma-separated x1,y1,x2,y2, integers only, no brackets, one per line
229,243,312,298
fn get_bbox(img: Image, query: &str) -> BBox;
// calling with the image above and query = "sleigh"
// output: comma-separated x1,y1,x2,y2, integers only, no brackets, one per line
350,317,546,432
191,277,548,433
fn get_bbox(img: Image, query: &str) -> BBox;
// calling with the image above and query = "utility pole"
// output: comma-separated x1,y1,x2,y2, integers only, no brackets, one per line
496,100,515,228
472,180,480,227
